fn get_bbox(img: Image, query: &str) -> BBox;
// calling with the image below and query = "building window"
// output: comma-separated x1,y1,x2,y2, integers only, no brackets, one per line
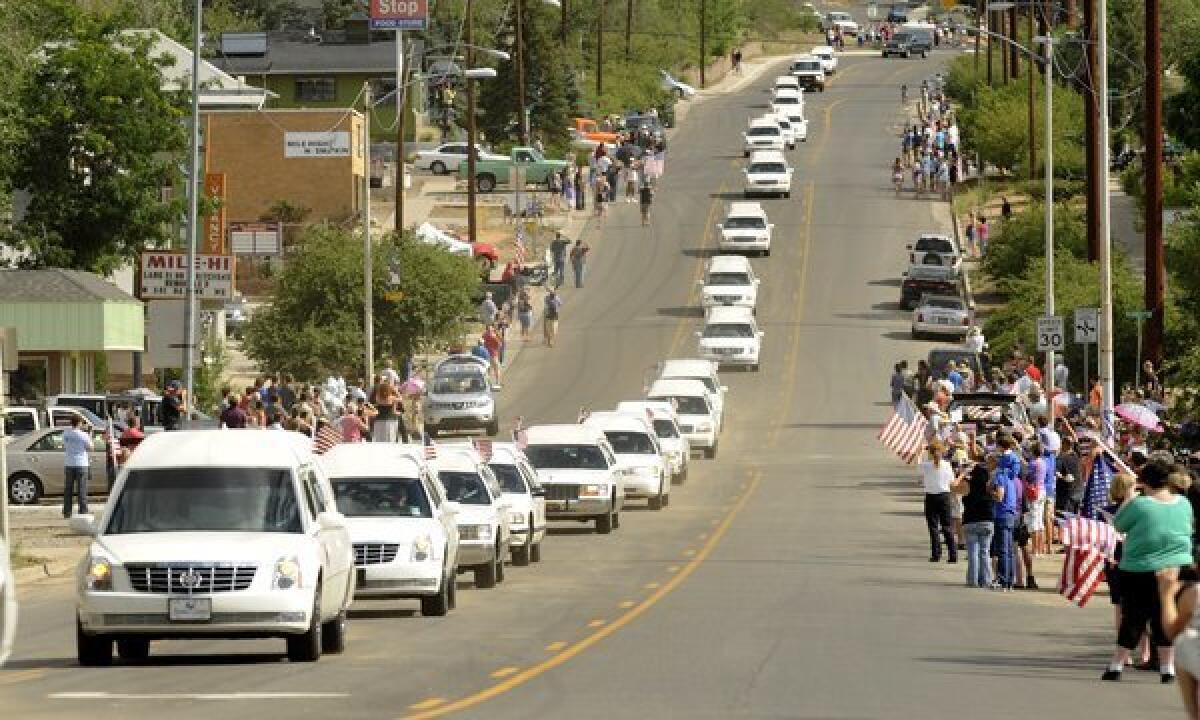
294,77,337,102
369,76,398,100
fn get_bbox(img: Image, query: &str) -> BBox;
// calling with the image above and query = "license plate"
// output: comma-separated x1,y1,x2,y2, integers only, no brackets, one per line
937,317,950,325
168,597,211,622
546,500,567,511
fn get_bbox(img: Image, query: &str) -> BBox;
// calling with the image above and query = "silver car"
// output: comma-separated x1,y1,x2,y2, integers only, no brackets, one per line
5,427,112,504
911,294,971,340
423,357,498,437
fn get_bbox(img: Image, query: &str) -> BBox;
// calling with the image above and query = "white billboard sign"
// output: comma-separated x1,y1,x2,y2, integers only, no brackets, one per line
140,252,234,301
284,131,352,158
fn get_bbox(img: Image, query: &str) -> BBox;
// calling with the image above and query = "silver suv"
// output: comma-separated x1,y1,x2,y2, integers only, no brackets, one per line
423,356,498,437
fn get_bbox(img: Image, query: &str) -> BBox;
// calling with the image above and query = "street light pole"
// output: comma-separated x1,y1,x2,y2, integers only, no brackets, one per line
515,0,528,144
1097,0,1115,419
466,0,479,245
182,0,202,416
394,31,407,232
1043,34,1055,397
363,82,375,384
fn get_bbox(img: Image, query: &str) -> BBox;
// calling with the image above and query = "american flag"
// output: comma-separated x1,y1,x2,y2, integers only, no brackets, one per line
878,393,927,464
1057,516,1119,607
514,226,526,266
1081,453,1114,520
423,432,438,459
511,416,528,449
313,423,342,455
474,438,493,461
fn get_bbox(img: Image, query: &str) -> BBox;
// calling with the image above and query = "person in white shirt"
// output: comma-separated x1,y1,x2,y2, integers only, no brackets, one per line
62,416,93,519
964,326,985,353
918,439,958,563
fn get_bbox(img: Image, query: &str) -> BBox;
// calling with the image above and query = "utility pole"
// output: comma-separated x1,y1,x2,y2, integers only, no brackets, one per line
987,10,994,85
625,0,633,61
394,31,407,232
1008,7,1018,81
1097,0,1115,420
699,0,707,88
1027,6,1036,180
974,0,982,77
363,82,375,384
515,0,528,144
1144,0,1165,365
1043,33,1056,399
466,0,480,246
182,0,202,417
1083,0,1101,261
596,0,604,96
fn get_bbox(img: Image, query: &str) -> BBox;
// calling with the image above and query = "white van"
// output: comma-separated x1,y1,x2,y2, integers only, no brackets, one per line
582,411,670,510
522,424,625,534
73,431,355,665
646,379,721,459
320,443,459,616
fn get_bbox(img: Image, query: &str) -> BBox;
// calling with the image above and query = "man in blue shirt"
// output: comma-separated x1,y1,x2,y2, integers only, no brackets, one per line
62,416,94,519
946,362,964,392
990,435,1022,590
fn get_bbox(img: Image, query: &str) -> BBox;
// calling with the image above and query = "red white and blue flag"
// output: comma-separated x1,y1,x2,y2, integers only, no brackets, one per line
1057,515,1119,607
514,226,527,266
878,393,927,464
314,423,343,455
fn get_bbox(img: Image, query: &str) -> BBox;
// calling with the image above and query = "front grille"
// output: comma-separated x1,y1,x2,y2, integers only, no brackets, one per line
731,236,757,243
712,295,741,304
354,543,400,566
361,578,439,590
126,563,256,594
679,424,695,433
712,347,743,355
544,484,581,501
99,612,301,626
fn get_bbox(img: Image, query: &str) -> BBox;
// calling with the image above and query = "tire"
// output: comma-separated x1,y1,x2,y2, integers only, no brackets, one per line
286,588,323,663
902,51,910,59
420,571,452,616
674,466,688,485
648,495,663,511
430,160,447,175
662,490,670,507
76,618,112,667
922,51,928,59
595,511,614,534
911,329,920,340
751,364,760,372
512,518,533,566
116,638,150,662
474,558,497,589
320,609,347,655
674,87,685,99
531,541,543,563
743,150,750,158
705,443,717,459
448,575,458,608
8,472,43,505
784,191,791,199
486,420,499,437
494,546,506,583
477,174,497,193
613,510,621,529
764,248,771,257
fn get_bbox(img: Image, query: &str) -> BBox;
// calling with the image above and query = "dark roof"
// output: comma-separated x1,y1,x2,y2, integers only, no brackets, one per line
212,37,399,76
0,269,140,304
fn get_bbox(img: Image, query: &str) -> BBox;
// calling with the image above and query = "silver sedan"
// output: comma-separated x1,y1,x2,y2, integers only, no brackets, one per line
911,294,971,340
5,427,112,505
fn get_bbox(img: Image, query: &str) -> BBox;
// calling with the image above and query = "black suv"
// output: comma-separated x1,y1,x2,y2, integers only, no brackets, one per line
882,33,915,58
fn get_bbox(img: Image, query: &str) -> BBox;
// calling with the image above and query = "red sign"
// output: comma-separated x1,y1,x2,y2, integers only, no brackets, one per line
203,173,227,254
369,0,428,30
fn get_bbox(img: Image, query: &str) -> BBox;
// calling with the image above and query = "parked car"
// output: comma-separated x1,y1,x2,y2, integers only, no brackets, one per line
484,442,547,566
6,426,113,504
423,357,499,437
432,447,512,588
572,117,620,146
907,233,961,270
414,142,506,175
887,4,910,23
624,113,668,147
458,146,568,193
900,23,937,55
825,11,860,35
789,55,827,92
3,405,109,440
660,69,697,99
882,33,917,58
321,443,459,616
72,430,355,665
929,348,986,380
911,294,972,340
900,264,960,310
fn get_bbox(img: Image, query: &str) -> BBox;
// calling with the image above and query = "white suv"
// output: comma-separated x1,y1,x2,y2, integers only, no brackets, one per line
743,116,786,157
744,150,794,198
485,442,547,567
717,201,773,256
701,254,760,311
522,425,625,534
654,358,728,424
697,306,764,371
812,45,838,74
433,448,512,589
321,443,459,616
646,378,722,459
73,431,355,665
615,401,691,484
582,412,670,511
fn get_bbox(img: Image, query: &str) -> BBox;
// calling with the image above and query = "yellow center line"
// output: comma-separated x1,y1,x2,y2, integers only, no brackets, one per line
408,698,446,711
544,641,567,652
489,667,520,679
401,471,764,720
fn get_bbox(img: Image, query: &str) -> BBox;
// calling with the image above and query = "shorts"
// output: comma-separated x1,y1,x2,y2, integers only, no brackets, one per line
1024,497,1045,532
950,494,963,519
1177,629,1200,676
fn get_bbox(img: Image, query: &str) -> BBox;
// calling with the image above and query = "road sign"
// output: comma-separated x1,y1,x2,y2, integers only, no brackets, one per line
1074,307,1099,344
369,0,428,30
1036,316,1065,352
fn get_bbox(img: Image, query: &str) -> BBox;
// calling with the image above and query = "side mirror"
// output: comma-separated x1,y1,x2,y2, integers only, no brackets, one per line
317,511,345,530
758,331,766,338
721,385,729,393
715,224,723,231
444,501,463,515
69,514,97,536
742,169,749,175
531,487,546,498
694,331,703,338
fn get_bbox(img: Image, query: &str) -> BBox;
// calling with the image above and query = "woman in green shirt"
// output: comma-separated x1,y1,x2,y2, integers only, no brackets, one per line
1102,456,1195,683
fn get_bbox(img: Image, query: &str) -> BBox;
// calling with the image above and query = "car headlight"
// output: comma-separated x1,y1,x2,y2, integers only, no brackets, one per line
85,557,114,592
411,535,433,562
580,484,609,496
459,524,493,542
272,555,303,590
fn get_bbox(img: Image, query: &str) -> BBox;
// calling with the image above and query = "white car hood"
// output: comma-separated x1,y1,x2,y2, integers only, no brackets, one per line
613,454,663,472
503,492,533,515
96,532,307,565
453,504,499,526
345,516,442,544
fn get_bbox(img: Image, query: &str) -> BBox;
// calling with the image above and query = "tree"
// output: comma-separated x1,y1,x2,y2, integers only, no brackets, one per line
982,203,1089,282
1166,52,1200,151
242,225,480,379
0,2,188,274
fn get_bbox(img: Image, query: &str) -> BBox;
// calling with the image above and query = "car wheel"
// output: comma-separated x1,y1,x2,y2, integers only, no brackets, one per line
752,364,760,372
286,587,323,663
704,444,717,459
902,51,910,58
784,191,791,198
531,540,543,563
743,150,750,158
320,609,347,654
648,494,663,511
448,574,458,608
486,420,499,437
116,638,150,663
474,558,497,588
421,571,452,616
495,545,506,583
595,512,614,534
922,51,928,59
76,618,112,667
425,425,438,439
430,160,447,175
613,510,621,529
662,490,670,507
8,472,43,505
477,174,497,193
675,466,688,485
911,328,920,340
763,248,771,257
513,518,534,566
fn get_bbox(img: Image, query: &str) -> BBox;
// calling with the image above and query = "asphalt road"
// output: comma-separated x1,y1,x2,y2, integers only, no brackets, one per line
1,52,1182,720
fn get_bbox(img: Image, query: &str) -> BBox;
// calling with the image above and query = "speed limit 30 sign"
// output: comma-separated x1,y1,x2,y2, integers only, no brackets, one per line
1036,316,1065,352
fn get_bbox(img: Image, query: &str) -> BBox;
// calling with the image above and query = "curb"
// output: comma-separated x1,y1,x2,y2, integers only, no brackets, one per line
14,558,76,587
